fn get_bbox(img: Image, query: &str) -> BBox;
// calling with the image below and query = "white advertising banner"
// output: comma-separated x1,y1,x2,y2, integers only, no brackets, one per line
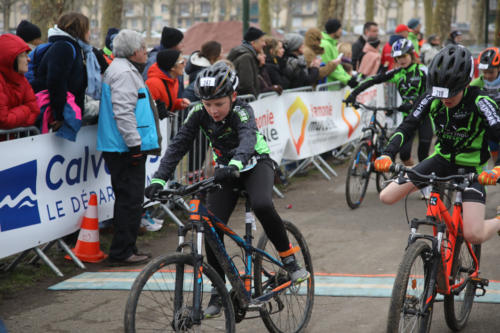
0,124,166,259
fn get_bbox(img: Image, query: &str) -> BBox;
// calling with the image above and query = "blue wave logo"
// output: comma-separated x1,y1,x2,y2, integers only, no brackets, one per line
0,160,41,232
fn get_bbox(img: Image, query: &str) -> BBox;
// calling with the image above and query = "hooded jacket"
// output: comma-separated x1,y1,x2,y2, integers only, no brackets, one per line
184,51,211,84
146,63,185,111
227,42,260,96
31,26,87,121
320,32,351,84
358,41,381,77
0,34,39,129
303,28,337,81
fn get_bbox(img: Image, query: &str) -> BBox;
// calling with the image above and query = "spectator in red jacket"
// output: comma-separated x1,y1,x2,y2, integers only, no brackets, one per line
146,49,190,119
0,34,39,130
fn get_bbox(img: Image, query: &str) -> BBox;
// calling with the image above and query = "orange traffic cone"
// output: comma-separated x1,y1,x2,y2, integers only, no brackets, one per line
65,194,107,263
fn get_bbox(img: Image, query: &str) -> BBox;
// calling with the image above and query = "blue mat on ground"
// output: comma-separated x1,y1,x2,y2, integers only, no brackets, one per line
48,272,500,303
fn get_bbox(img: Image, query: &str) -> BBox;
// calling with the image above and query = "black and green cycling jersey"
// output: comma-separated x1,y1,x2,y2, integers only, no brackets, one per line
351,63,427,116
154,99,270,180
384,86,500,167
470,75,500,105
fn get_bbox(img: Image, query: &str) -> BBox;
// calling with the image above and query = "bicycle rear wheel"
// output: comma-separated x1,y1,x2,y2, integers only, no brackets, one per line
345,141,372,209
254,220,314,333
124,253,235,332
444,239,481,331
387,241,434,333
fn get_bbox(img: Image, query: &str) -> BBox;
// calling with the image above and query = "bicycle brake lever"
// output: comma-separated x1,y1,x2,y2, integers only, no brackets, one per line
464,187,484,198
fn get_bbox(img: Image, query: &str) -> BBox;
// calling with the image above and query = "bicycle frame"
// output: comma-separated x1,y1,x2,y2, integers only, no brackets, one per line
408,185,480,310
180,196,288,311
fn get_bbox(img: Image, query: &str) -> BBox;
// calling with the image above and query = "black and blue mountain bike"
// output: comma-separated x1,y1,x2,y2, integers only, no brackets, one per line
124,177,314,332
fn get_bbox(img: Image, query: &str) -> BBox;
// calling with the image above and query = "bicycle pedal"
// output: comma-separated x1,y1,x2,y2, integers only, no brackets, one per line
471,277,489,297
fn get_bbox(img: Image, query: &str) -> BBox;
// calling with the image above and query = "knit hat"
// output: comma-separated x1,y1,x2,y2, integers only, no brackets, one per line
395,24,409,34
244,27,265,42
16,20,41,43
284,33,304,52
105,27,120,50
157,49,182,71
407,18,420,30
161,27,184,49
325,19,342,34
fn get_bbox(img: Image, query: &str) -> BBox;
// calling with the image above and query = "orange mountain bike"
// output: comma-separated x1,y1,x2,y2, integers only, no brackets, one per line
386,164,490,333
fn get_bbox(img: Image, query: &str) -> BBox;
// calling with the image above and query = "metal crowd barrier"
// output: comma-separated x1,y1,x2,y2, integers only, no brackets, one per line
315,81,342,91
0,126,40,140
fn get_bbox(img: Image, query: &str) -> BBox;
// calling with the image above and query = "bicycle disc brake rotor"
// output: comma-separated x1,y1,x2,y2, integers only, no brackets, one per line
172,305,194,331
229,289,247,323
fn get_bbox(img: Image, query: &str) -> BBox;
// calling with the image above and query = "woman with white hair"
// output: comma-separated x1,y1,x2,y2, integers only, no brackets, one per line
97,29,162,265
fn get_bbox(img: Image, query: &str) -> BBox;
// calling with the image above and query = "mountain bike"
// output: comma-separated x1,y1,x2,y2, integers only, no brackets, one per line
345,102,397,209
124,177,314,332
386,164,491,333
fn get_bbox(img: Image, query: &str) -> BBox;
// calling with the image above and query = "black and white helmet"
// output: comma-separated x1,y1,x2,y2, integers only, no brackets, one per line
391,38,414,58
427,45,474,98
194,62,239,100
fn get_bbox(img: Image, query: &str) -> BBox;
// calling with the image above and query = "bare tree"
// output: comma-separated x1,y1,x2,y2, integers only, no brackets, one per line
377,0,392,31
365,0,374,22
169,0,176,26
142,0,154,41
395,0,404,26
496,0,500,46
470,0,485,45
101,0,123,46
285,0,300,32
259,0,271,33
432,0,453,42
224,0,232,20
423,0,433,35
318,0,346,30
29,0,73,40
1,0,21,32
317,0,330,29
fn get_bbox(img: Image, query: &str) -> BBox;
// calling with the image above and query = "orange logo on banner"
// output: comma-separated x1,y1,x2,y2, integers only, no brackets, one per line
341,91,361,137
287,97,309,154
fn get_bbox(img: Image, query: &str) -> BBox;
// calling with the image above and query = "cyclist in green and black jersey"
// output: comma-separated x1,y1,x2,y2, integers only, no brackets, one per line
470,47,500,162
144,62,309,318
345,38,432,167
375,45,500,245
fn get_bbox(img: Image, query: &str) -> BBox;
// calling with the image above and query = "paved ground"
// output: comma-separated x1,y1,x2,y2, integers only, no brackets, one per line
1,157,500,332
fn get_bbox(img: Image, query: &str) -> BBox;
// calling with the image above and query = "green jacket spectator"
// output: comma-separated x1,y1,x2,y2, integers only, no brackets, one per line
320,19,353,86
407,18,421,54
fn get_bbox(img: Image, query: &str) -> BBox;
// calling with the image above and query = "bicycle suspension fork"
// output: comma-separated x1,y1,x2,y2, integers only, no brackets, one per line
422,222,446,316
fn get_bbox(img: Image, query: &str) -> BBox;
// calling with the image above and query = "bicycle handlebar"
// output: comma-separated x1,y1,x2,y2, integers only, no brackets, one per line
390,164,478,184
344,101,398,113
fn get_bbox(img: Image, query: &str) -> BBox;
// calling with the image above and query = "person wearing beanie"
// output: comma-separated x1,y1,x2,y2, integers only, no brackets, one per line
227,26,266,96
381,24,409,71
0,34,40,129
352,21,378,71
420,34,441,66
445,30,463,46
407,18,421,53
320,18,357,87
146,49,190,121
281,32,320,89
16,20,42,49
101,27,119,64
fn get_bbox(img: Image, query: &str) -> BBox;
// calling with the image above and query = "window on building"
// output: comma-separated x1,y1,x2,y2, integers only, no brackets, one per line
180,3,189,16
125,3,134,17
132,18,138,29
161,4,168,13
201,2,210,15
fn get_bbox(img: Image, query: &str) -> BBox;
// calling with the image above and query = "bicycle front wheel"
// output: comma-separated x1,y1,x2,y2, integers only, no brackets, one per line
345,141,372,209
124,253,235,332
254,220,314,333
444,240,481,331
387,241,434,333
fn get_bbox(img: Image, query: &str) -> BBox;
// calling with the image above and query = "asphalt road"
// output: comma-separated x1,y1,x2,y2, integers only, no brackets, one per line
1,159,500,332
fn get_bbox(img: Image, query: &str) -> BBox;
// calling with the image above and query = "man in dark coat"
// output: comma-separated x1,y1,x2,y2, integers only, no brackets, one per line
352,21,378,71
227,27,266,97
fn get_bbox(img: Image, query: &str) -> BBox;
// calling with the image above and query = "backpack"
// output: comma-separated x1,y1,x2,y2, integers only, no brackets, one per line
25,40,76,85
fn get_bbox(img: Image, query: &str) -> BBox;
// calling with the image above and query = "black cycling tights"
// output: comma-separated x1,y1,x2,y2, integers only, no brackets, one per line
399,114,433,162
205,158,291,281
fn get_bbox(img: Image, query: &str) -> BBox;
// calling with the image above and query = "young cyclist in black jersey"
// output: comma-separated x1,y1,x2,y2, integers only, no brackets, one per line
470,47,500,162
374,45,500,245
144,62,310,317
345,38,433,167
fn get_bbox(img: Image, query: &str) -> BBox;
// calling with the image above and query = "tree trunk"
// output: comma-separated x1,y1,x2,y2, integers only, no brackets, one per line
285,0,296,32
365,0,374,22
169,0,176,26
317,0,329,29
29,0,73,40
413,0,418,18
432,0,453,42
471,0,485,45
496,0,500,46
423,0,433,35
345,0,351,31
224,0,232,20
2,1,11,32
259,0,271,33
144,0,153,43
396,0,404,26
190,1,196,25
100,0,123,47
